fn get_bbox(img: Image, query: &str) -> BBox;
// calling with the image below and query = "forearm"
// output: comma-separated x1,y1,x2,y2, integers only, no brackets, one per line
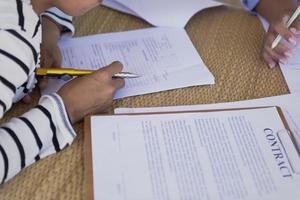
40,8,75,69
42,16,62,42
255,0,298,23
40,15,64,68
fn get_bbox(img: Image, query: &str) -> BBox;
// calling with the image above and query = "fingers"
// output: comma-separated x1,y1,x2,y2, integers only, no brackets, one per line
291,16,300,34
38,78,48,89
262,51,277,69
262,14,300,68
106,61,125,89
101,61,124,76
264,40,289,64
85,61,125,91
39,48,62,89
111,78,125,89
272,15,297,45
98,62,125,89
90,61,124,80
263,38,291,68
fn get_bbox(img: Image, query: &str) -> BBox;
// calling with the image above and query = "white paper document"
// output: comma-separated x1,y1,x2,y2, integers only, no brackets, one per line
115,93,300,147
42,27,215,98
91,107,300,200
102,0,223,27
258,16,300,93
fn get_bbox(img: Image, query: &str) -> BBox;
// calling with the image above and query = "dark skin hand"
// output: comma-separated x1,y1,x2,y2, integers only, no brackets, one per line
22,16,64,104
58,61,125,123
40,16,64,89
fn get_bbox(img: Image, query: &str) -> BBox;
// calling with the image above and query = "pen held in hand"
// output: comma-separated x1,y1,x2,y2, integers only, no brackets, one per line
112,72,140,78
35,68,141,80
271,6,300,49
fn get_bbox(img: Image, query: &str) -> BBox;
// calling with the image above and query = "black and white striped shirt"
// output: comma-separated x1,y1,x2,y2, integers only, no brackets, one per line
0,0,76,184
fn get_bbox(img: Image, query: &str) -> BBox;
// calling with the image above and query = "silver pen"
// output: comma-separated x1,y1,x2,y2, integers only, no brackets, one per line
113,72,141,79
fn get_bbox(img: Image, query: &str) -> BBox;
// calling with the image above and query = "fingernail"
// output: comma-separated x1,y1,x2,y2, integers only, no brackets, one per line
279,58,288,65
284,51,293,58
290,27,297,34
288,37,297,45
268,62,275,68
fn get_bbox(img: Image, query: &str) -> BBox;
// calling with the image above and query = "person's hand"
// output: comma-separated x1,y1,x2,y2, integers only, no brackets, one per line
22,17,63,104
262,14,300,68
40,16,63,89
255,0,299,68
57,61,125,123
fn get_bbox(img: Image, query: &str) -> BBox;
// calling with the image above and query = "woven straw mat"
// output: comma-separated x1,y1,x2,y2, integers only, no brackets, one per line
0,2,289,200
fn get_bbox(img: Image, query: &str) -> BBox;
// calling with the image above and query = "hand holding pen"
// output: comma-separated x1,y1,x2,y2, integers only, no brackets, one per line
57,61,127,123
36,67,140,81
258,4,300,68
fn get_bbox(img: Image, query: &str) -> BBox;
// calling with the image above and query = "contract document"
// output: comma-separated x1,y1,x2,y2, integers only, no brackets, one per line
88,107,300,200
102,0,223,27
115,94,300,148
42,27,215,98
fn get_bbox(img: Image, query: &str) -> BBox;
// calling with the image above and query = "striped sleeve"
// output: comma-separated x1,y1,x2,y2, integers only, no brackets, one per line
41,7,75,37
0,0,76,184
0,30,36,117
240,0,260,12
0,93,76,184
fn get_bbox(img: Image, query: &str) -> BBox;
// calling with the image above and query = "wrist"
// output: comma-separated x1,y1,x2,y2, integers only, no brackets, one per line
256,0,298,23
56,90,82,124
39,94,76,140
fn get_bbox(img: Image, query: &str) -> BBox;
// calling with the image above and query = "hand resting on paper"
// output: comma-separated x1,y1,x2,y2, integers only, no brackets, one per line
21,16,64,104
57,61,125,123
39,16,64,88
255,0,300,68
